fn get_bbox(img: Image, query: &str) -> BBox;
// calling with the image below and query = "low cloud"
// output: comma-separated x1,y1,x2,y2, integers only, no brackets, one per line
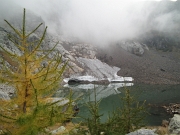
1,0,180,46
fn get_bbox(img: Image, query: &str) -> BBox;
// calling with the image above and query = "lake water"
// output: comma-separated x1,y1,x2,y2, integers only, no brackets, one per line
55,83,180,126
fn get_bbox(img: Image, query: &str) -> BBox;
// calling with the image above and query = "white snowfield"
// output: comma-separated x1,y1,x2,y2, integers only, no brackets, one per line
110,76,134,82
64,57,134,84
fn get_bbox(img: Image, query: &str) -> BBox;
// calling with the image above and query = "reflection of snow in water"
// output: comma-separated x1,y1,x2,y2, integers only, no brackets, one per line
61,83,133,103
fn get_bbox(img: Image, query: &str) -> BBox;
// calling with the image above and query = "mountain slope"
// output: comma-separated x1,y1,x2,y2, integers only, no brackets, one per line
96,44,180,84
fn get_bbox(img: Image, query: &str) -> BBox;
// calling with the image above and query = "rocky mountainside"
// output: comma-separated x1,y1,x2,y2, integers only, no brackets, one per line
96,42,180,84
58,37,180,84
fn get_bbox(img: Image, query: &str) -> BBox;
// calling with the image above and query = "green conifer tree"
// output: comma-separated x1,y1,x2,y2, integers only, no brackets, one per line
107,88,147,134
0,9,73,135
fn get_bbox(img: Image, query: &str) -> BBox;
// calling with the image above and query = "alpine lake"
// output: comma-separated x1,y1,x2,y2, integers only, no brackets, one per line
54,83,180,126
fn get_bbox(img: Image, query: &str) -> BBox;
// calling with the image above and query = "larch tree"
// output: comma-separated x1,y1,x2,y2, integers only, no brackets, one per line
0,9,74,135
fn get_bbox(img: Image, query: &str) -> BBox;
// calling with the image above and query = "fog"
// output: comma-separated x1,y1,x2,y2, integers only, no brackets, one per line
1,0,179,46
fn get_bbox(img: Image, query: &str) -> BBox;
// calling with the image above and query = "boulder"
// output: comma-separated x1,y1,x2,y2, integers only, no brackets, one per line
169,114,180,134
118,41,149,56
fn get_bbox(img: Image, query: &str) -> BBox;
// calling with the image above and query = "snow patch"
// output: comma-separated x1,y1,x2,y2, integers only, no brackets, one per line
64,58,133,83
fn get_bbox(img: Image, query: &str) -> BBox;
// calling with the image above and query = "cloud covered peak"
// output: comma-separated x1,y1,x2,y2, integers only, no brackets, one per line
1,0,180,46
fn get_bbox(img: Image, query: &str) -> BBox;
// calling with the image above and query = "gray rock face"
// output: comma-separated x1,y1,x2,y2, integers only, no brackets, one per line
0,29,22,56
70,43,96,59
118,41,149,56
76,57,120,79
169,114,180,134
126,129,157,135
0,83,15,100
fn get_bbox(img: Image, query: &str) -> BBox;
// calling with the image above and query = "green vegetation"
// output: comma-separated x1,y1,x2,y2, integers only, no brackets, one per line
0,9,74,135
76,88,147,135
108,88,147,134
78,89,103,135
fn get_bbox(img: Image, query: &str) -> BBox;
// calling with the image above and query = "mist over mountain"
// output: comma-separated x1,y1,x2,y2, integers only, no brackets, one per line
1,0,180,46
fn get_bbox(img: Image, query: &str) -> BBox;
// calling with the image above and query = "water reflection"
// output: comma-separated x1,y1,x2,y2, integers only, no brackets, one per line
55,83,180,126
61,83,133,102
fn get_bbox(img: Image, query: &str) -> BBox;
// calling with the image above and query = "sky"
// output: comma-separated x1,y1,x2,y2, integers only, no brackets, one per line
1,0,179,46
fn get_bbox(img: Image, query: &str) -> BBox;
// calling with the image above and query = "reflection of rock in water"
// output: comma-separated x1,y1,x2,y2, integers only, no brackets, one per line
55,83,133,103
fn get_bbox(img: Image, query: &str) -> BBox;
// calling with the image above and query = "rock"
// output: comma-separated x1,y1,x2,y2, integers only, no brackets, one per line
169,114,180,134
0,83,15,100
51,126,66,134
0,91,10,100
68,79,82,85
70,43,96,59
76,57,120,79
67,61,84,73
126,129,157,135
164,103,180,114
118,41,148,56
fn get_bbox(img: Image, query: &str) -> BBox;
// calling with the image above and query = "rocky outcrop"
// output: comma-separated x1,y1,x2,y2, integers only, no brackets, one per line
76,57,120,79
169,114,180,134
163,103,180,114
117,41,149,56
70,43,96,59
